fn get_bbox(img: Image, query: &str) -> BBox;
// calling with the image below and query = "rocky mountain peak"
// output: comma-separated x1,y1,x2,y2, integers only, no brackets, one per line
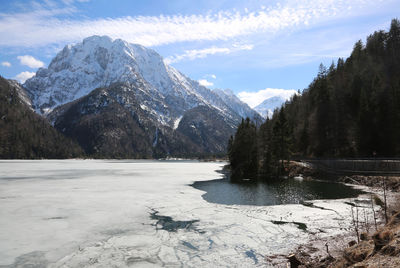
25,35,261,126
254,96,287,118
10,36,265,157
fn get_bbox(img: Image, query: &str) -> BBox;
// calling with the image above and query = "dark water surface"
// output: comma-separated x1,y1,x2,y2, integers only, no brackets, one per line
192,177,364,206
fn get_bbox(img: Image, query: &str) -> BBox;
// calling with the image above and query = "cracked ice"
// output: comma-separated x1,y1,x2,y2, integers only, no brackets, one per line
0,160,374,267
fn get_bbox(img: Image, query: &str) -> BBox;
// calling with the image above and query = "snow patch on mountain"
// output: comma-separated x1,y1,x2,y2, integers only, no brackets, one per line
173,116,183,129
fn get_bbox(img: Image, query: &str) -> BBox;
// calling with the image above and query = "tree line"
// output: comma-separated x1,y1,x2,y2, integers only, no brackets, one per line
228,19,400,182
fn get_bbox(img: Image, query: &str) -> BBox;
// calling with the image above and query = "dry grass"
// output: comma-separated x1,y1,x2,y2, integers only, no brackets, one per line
343,240,374,264
327,211,400,268
373,229,393,250
289,177,400,268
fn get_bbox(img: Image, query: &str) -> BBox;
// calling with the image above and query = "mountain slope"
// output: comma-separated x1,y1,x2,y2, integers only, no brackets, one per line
50,83,234,157
213,88,263,124
177,105,237,153
51,85,153,158
0,77,83,159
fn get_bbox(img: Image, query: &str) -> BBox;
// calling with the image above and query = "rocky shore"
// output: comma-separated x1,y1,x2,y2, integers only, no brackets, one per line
285,161,400,268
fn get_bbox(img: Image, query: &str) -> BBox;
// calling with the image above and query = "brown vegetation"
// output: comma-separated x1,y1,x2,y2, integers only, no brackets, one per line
282,170,400,268
292,197,400,267
329,210,400,267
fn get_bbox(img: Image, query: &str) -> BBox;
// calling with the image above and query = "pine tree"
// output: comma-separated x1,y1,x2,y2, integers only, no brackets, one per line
228,19,400,181
271,108,291,177
229,118,258,182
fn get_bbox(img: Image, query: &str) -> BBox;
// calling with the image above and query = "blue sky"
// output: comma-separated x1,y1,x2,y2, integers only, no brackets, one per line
0,0,399,107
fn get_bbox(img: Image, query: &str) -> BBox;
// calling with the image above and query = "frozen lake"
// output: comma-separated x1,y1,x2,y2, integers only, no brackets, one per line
0,160,368,267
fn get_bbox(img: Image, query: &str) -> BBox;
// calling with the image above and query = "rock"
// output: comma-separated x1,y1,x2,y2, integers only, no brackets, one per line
348,240,357,247
360,232,369,241
287,254,302,268
319,255,335,267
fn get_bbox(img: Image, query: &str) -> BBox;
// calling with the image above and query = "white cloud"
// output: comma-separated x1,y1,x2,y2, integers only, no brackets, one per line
198,79,214,87
165,44,253,64
197,74,216,87
1,61,11,67
14,71,35,83
0,0,380,48
17,55,44,68
238,88,298,108
206,74,217,79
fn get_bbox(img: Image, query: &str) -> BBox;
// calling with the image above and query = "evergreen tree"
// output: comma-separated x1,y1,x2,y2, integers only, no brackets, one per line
270,108,291,177
0,77,83,158
228,19,400,181
228,118,258,182
259,118,273,179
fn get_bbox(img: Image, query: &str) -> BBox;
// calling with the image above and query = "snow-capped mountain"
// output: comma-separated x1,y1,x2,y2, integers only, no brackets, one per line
213,88,263,125
25,35,259,126
254,96,287,118
24,35,261,156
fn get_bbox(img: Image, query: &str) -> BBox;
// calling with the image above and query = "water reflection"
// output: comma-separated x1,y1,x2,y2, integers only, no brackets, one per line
192,178,364,206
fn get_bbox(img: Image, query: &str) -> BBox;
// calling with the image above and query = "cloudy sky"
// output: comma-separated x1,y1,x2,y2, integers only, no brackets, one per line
0,0,399,107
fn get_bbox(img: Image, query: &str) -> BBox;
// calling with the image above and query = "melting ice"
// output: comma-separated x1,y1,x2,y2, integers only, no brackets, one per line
0,160,371,267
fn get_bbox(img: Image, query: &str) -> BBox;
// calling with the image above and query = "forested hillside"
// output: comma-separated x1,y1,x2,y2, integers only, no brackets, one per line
229,19,400,181
0,77,83,159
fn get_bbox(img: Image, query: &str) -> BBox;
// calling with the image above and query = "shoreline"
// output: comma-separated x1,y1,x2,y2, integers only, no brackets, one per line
220,161,400,266
282,161,400,267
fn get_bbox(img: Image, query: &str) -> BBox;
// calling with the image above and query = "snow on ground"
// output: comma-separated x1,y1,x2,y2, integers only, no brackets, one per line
0,160,374,267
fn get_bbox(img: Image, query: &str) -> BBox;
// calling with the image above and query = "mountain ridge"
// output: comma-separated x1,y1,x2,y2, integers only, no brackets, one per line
25,35,262,125
22,35,263,157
